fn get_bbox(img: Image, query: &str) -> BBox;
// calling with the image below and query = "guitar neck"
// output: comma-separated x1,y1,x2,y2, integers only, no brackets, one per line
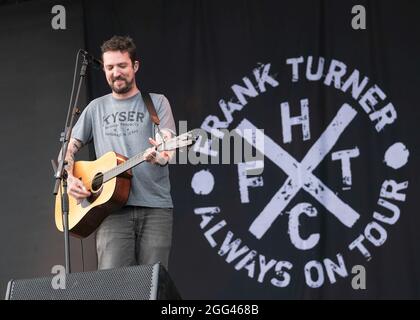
103,150,147,182
101,130,196,182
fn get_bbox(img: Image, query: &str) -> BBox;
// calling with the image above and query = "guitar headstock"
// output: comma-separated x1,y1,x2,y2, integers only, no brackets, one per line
157,130,198,152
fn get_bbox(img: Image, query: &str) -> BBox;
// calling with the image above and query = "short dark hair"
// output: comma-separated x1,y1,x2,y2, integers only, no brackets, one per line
101,35,136,64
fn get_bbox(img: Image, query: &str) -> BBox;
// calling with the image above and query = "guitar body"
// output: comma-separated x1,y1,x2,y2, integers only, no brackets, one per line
54,129,196,238
55,151,132,238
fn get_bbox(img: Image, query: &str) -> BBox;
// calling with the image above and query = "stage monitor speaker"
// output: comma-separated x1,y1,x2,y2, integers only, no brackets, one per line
5,263,181,300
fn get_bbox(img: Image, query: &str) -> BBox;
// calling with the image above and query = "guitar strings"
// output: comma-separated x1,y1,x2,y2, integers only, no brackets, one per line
83,150,148,190
82,134,186,190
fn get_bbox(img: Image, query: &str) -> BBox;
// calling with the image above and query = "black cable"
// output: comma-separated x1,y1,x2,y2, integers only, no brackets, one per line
80,239,85,272
64,50,81,130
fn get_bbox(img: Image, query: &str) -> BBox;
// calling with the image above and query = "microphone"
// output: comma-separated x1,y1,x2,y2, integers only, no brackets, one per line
79,49,103,69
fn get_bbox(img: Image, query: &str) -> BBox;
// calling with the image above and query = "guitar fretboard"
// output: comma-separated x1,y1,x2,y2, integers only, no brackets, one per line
102,150,147,182
98,130,194,183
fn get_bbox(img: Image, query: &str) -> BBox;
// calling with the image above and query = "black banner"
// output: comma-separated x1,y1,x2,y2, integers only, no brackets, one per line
67,0,420,299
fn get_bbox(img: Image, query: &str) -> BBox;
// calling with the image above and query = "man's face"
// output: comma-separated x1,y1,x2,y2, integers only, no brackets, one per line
102,50,138,94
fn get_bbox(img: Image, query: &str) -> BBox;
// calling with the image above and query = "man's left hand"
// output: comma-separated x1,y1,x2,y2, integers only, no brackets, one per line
144,137,170,166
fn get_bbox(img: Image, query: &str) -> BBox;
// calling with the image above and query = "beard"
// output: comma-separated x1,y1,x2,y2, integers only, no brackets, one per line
109,76,134,94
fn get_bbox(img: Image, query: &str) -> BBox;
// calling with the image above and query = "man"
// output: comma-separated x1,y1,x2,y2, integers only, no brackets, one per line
64,35,176,270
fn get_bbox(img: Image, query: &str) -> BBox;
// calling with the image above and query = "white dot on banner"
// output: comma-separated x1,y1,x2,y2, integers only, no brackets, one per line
384,142,409,169
191,169,215,195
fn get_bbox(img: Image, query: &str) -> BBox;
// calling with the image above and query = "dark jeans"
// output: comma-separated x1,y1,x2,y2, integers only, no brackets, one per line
96,206,173,270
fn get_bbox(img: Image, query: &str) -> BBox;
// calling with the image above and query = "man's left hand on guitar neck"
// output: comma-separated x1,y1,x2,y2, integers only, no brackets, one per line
144,129,174,166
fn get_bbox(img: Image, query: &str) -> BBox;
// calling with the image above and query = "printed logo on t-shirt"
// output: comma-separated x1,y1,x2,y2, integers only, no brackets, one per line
102,111,145,137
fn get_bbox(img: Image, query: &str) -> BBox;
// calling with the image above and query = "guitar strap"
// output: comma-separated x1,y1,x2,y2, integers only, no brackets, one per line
142,92,160,126
142,92,161,141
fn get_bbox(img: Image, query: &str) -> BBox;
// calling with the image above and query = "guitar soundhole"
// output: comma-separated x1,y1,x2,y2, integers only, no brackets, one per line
91,173,104,193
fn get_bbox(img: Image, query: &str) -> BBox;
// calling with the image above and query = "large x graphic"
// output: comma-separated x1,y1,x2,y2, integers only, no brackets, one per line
235,103,360,239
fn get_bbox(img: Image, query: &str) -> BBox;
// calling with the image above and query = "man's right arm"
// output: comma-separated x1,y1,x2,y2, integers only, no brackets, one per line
62,138,91,200
64,138,82,175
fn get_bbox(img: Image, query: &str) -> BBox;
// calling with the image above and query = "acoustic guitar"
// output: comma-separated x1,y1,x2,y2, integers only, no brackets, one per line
55,130,196,238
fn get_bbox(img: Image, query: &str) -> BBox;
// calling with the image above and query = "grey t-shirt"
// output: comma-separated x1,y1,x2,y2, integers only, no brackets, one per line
71,91,176,208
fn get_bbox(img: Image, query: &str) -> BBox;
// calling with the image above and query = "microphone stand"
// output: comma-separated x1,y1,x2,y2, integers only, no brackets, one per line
52,51,90,274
